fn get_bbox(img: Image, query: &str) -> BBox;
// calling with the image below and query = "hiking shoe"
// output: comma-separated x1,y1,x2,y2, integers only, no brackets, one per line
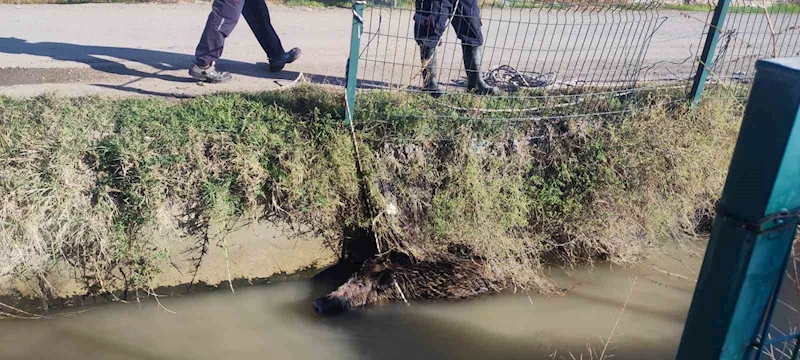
189,63,232,83
269,48,302,73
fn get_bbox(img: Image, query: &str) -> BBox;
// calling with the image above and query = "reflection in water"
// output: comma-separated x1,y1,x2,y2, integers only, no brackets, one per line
0,255,702,360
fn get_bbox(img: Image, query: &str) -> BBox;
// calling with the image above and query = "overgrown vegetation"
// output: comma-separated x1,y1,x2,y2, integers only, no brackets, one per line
0,85,740,300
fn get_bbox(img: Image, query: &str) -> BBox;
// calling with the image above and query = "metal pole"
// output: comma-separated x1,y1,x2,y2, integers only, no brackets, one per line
676,57,800,360
345,1,365,126
688,0,732,107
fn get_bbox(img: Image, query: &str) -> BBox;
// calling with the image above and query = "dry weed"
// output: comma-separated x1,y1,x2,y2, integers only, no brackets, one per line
0,85,741,302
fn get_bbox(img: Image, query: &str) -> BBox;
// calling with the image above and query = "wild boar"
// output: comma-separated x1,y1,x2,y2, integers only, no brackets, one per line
313,251,499,315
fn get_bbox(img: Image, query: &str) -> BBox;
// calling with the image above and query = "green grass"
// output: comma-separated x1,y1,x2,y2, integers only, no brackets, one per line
665,3,800,13
0,85,741,298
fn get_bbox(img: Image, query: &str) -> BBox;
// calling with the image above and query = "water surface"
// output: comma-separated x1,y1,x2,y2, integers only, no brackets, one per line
0,253,705,360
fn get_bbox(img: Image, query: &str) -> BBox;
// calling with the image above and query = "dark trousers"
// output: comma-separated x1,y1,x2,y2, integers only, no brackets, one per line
414,0,484,48
194,0,285,67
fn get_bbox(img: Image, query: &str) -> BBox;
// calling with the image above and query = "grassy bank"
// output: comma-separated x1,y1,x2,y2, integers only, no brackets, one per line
0,85,740,299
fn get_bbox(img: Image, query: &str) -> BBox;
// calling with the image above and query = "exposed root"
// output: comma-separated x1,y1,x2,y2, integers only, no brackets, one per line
0,301,48,320
393,280,410,306
147,288,176,315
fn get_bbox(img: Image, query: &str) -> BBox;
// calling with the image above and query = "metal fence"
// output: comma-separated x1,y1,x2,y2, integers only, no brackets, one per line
343,0,800,125
692,0,800,86
342,2,800,359
753,260,800,360
675,58,800,360
357,1,663,90
347,0,669,123
686,0,800,103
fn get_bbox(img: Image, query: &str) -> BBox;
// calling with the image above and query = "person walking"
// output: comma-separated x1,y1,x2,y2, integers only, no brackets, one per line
414,0,497,97
189,0,301,83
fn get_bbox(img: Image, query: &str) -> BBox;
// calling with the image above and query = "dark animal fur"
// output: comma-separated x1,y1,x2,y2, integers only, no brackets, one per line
313,251,500,315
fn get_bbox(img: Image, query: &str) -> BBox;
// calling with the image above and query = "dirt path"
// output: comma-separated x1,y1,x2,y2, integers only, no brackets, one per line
0,3,351,98
0,4,793,98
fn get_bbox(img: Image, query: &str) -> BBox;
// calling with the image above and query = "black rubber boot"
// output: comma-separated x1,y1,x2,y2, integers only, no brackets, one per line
462,45,497,95
420,45,444,98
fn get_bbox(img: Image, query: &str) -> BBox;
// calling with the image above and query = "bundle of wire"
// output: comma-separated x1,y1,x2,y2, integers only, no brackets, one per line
483,65,556,92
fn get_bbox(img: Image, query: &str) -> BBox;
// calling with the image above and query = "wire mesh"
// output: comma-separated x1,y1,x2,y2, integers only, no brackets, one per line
354,0,669,121
347,3,800,356
751,241,800,360
688,0,800,91
350,0,800,120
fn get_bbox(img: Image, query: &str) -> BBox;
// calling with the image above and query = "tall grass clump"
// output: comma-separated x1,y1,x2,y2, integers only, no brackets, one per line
0,85,741,299
0,87,363,298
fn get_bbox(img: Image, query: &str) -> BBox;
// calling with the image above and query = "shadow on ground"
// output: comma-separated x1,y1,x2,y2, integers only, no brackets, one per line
0,37,348,97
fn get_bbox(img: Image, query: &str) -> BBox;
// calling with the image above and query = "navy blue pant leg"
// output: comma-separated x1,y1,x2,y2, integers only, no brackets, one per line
451,0,483,46
414,0,484,47
414,0,449,48
242,0,285,60
195,0,244,67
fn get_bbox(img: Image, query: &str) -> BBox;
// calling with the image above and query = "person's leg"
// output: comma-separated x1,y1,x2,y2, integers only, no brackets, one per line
453,0,495,95
241,0,284,59
413,0,449,49
413,0,450,97
242,0,301,72
451,0,483,48
191,0,245,82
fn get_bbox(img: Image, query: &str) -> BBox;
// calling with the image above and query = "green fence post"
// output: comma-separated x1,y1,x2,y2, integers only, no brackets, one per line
688,0,732,107
676,57,800,360
345,0,365,126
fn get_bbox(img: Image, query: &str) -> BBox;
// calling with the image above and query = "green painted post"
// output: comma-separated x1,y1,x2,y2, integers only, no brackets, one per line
688,0,732,107
676,57,800,360
345,1,365,126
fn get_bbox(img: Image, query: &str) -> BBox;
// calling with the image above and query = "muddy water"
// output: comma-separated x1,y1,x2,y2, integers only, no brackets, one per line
0,253,705,360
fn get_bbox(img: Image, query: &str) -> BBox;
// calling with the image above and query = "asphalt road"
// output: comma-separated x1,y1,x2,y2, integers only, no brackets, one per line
0,3,796,98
